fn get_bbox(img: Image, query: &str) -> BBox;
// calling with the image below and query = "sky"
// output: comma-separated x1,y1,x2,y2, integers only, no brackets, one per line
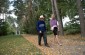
0,5,17,19
9,0,17,18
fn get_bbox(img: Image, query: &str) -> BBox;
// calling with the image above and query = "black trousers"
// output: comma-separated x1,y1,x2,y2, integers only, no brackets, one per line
38,32,47,45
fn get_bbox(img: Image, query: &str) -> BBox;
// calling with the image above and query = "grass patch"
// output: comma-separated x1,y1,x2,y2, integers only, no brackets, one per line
0,35,43,55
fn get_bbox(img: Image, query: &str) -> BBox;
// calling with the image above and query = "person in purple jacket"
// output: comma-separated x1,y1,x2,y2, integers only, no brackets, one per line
50,14,62,46
36,15,49,47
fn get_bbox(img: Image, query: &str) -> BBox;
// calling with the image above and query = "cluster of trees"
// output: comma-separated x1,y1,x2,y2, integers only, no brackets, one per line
12,0,52,34
51,0,85,36
0,19,8,36
0,0,16,36
0,0,9,36
0,0,85,37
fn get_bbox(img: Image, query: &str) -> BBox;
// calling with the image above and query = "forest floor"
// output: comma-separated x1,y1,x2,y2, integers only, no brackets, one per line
22,34,85,55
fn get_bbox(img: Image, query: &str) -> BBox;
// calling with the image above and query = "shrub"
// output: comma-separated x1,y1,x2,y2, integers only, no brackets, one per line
64,22,80,35
0,20,9,36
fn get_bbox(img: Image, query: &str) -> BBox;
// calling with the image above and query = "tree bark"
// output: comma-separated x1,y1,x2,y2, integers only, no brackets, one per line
51,0,55,14
76,0,85,37
28,0,33,19
59,9,64,35
53,0,64,35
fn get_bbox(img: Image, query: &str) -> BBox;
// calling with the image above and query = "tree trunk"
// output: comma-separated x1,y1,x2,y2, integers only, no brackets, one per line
29,0,33,18
76,0,85,37
0,13,1,19
59,9,64,35
53,0,64,35
51,0,55,14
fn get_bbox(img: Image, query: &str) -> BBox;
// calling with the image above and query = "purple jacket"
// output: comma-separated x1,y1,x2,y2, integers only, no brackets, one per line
50,18,57,27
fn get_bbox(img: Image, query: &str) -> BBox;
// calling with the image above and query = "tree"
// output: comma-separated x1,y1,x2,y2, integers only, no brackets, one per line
0,19,9,36
12,0,52,34
0,0,11,36
76,0,85,37
51,0,64,35
11,0,85,35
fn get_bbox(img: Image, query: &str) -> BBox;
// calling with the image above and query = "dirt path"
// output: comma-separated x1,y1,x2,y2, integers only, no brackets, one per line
22,34,85,55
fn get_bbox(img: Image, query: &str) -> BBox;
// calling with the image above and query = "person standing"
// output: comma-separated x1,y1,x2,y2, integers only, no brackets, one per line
50,14,62,46
36,15,49,47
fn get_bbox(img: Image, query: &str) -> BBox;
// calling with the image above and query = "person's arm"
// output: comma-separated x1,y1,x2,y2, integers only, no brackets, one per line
36,21,42,33
57,21,59,26
36,22,39,31
57,21,59,31
50,20,53,30
44,22,47,31
50,20,52,27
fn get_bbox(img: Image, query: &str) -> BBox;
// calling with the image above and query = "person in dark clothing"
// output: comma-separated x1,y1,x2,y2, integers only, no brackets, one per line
36,15,49,47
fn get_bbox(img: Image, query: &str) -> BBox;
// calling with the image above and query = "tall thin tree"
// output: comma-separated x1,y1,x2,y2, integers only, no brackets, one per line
51,0,55,14
51,0,64,35
76,0,85,37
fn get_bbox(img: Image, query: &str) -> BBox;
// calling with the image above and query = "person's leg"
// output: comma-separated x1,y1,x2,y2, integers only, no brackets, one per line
43,32,48,45
43,32,50,47
38,33,42,45
55,35,62,46
54,35,56,43
53,27,62,46
53,30,56,43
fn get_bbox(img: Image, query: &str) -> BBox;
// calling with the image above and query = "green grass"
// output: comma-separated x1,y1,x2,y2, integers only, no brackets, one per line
0,35,43,55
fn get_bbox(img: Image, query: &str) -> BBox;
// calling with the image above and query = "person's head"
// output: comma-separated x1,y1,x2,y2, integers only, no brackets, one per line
51,14,55,19
39,15,44,20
